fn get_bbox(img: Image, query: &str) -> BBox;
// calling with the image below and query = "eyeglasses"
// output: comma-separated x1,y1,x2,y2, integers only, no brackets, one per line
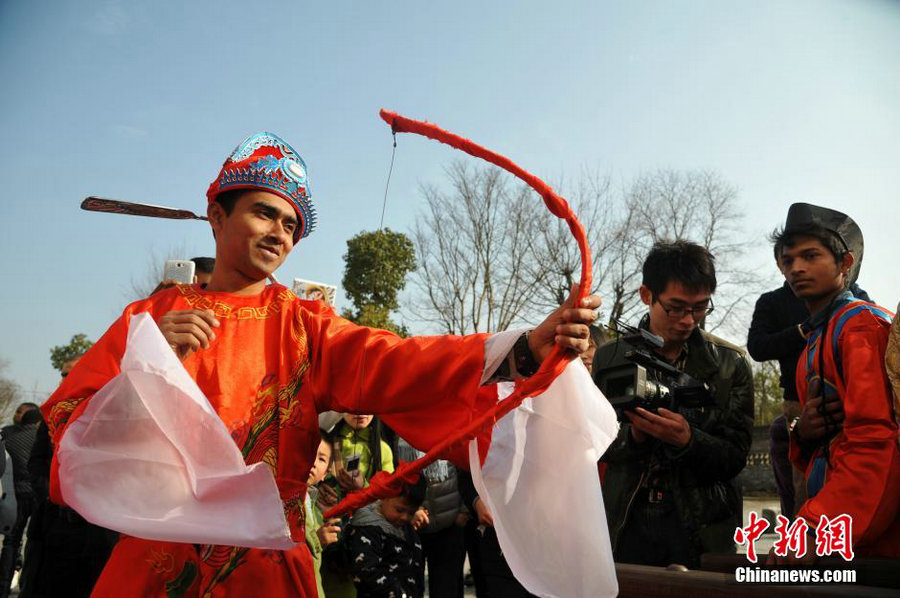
657,297,714,320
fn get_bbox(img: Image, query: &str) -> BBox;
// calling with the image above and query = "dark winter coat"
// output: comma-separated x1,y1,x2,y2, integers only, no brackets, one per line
420,463,461,533
2,420,39,498
396,440,462,533
747,282,870,401
598,322,755,562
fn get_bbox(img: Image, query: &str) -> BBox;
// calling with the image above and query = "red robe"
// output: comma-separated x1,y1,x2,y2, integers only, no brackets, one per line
42,284,495,597
790,295,900,557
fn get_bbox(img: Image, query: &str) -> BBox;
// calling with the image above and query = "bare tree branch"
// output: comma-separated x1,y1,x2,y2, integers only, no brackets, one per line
409,164,770,343
411,162,547,334
0,358,23,423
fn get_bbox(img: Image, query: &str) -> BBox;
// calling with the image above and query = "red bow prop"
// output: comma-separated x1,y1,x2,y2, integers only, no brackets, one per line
324,109,592,519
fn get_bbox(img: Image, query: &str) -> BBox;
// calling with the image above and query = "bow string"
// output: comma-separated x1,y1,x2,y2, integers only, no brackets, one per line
324,109,592,519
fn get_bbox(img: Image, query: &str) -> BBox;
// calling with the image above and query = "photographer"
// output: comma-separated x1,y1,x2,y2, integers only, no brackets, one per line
594,240,754,568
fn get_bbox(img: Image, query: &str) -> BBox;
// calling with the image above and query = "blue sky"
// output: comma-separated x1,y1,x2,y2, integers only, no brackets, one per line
1,0,898,399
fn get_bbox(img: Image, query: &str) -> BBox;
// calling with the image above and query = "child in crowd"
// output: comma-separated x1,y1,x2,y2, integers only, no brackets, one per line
396,438,463,598
304,430,342,598
348,477,427,598
320,414,396,597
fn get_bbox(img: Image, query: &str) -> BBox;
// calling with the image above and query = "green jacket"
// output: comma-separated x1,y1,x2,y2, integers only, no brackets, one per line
304,492,326,598
599,324,755,561
335,425,395,485
320,425,395,598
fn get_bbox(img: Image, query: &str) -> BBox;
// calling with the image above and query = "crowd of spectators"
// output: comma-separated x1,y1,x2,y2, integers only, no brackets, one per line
3,201,898,597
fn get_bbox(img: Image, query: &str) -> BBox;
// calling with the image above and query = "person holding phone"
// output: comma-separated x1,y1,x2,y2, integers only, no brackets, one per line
320,414,395,598
150,257,216,296
335,414,394,492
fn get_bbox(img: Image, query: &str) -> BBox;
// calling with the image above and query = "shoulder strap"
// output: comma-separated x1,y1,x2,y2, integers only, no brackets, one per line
829,302,900,450
829,301,894,382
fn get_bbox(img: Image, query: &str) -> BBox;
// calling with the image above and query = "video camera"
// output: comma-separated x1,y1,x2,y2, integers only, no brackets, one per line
593,321,715,420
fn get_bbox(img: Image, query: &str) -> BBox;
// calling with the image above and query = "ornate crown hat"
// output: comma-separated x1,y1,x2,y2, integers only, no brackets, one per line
206,132,317,241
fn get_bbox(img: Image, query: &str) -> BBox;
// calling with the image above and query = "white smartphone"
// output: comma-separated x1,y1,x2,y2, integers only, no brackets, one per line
163,260,195,284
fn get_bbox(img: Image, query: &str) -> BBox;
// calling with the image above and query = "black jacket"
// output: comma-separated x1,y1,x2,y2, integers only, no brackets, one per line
598,324,754,562
1,421,38,498
396,440,462,533
747,282,870,401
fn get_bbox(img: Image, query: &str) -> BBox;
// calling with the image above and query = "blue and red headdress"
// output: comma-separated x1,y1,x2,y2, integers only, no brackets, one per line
206,132,317,241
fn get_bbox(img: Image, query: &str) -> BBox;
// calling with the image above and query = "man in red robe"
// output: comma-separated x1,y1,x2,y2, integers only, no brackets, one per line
42,132,602,597
774,203,899,561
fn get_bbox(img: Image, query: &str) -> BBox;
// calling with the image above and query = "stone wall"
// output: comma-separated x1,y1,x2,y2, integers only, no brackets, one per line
737,425,777,495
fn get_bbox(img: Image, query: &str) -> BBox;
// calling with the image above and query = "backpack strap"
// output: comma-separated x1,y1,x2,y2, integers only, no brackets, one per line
828,300,894,382
827,301,899,451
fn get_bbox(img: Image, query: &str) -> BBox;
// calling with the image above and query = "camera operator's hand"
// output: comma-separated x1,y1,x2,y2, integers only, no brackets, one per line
796,378,844,443
628,421,648,444
625,407,692,448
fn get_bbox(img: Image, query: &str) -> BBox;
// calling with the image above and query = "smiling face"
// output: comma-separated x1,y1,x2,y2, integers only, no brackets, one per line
207,191,299,290
778,235,851,310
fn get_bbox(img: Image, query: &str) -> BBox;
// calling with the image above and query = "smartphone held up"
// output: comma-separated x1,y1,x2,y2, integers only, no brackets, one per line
163,260,196,285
